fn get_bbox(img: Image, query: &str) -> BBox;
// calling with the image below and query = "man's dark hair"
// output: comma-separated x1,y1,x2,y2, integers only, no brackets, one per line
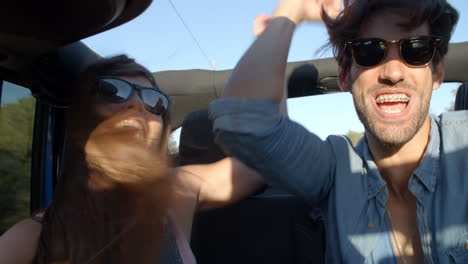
323,0,459,71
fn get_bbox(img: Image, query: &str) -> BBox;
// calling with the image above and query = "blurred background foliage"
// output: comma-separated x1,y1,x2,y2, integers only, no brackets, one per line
346,130,364,146
0,96,35,234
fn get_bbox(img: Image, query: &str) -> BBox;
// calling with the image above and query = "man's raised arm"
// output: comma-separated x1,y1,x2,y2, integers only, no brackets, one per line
209,0,343,204
222,0,341,101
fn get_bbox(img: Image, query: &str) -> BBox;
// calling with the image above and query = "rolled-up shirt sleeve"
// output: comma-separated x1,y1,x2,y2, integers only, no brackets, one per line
209,98,336,204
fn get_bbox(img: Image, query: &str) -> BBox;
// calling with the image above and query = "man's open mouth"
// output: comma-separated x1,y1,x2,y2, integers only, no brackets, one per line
375,93,410,114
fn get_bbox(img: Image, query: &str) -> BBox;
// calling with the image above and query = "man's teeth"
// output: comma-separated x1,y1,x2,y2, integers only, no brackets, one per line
375,94,410,104
115,120,143,129
384,109,402,114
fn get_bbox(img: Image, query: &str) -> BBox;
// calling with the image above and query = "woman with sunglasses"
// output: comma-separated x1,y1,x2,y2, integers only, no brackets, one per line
0,55,265,264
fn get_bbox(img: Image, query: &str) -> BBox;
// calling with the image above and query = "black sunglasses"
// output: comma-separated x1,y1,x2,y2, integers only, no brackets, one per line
93,77,170,116
346,36,443,68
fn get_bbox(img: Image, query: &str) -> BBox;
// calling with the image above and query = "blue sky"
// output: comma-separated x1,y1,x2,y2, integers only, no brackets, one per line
71,0,468,139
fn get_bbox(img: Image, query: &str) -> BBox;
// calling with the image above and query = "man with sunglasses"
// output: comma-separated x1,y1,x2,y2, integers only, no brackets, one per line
210,0,466,263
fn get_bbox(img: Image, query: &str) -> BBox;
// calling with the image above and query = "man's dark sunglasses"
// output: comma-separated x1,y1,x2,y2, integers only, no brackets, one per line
94,77,170,116
346,36,443,68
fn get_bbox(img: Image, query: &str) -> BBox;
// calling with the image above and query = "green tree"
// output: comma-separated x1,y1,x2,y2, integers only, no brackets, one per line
346,130,364,146
0,97,35,234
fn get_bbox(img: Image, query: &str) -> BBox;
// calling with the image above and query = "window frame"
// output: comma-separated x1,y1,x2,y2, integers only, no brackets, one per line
0,80,3,104
30,101,66,213
30,102,54,212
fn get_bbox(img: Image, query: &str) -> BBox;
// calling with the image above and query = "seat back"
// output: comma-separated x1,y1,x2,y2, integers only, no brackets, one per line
191,191,325,264
455,83,468,110
179,109,325,263
178,109,225,166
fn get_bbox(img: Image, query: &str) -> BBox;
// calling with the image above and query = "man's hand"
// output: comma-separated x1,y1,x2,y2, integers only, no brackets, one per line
224,0,341,101
253,14,273,37
273,0,342,25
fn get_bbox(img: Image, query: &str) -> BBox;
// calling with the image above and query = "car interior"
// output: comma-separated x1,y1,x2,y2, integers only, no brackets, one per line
1,0,468,263
455,82,468,110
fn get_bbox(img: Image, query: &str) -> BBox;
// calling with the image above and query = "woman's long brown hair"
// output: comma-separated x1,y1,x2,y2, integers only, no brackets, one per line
33,55,173,264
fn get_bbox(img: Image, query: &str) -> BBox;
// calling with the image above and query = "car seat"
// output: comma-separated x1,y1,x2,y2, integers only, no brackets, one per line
178,109,325,264
454,83,468,110
177,109,225,166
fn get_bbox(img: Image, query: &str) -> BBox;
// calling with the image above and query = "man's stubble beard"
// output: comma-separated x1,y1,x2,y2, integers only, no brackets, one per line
352,86,431,151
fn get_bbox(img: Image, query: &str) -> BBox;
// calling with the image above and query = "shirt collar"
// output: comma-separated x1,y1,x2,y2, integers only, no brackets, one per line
413,117,440,192
356,138,386,199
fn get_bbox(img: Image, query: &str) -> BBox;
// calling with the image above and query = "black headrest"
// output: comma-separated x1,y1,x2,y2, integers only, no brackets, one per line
178,109,225,165
454,83,468,111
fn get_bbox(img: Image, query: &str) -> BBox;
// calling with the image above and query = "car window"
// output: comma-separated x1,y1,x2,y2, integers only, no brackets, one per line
0,81,36,234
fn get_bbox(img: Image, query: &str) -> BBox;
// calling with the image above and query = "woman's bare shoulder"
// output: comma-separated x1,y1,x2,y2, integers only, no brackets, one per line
3,217,43,236
0,218,43,263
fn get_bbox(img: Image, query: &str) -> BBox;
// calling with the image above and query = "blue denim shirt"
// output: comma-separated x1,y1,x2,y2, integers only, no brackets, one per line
209,98,468,264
